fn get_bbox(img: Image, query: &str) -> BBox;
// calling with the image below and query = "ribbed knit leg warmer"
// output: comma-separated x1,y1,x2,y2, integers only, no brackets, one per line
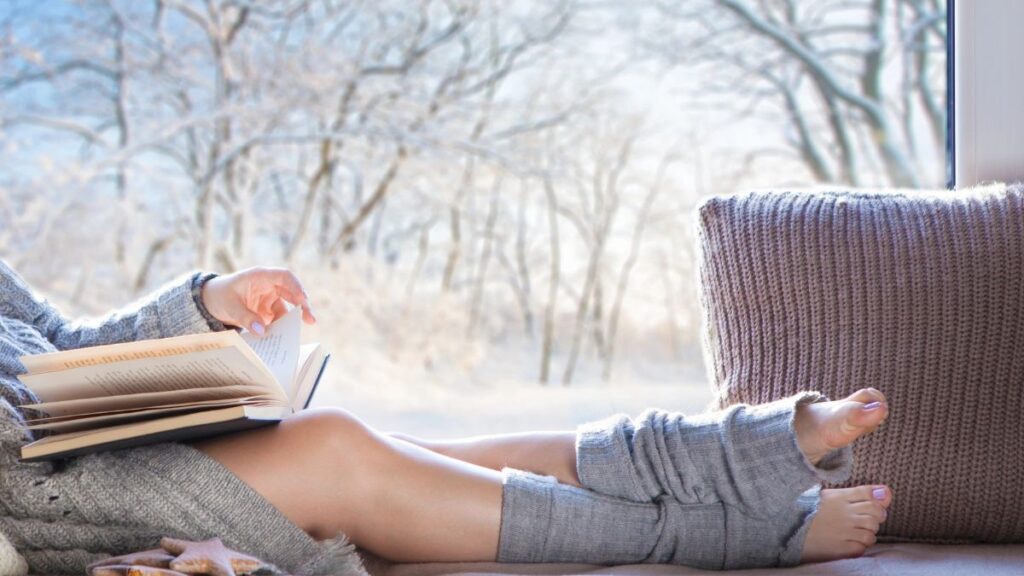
498,469,821,569
575,392,851,516
496,392,853,569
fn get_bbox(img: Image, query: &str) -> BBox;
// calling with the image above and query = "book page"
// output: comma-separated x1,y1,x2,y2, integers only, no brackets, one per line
21,385,270,417
19,347,284,404
290,343,317,405
291,344,326,410
241,307,301,397
20,330,244,374
27,398,271,432
25,394,270,423
20,403,292,461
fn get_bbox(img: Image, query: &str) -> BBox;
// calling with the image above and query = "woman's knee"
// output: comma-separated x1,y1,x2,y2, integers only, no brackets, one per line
282,407,384,462
195,407,400,541
277,408,396,540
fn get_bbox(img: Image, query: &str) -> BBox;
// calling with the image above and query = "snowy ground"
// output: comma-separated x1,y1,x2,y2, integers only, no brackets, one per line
310,343,715,439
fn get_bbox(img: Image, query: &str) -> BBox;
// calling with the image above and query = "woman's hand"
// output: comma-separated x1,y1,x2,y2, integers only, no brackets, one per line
201,267,316,335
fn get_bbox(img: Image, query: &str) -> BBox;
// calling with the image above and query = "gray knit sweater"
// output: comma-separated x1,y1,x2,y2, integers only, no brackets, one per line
0,260,365,575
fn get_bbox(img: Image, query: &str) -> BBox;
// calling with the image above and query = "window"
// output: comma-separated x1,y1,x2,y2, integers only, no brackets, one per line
950,0,1024,187
0,1,947,437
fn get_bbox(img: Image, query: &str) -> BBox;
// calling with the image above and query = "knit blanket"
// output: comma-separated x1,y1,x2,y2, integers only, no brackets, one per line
0,261,365,575
0,531,26,576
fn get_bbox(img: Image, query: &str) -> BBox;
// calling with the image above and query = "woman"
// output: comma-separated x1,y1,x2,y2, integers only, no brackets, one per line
0,262,891,574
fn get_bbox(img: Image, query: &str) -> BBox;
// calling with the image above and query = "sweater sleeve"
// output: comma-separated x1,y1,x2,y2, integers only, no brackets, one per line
0,260,227,350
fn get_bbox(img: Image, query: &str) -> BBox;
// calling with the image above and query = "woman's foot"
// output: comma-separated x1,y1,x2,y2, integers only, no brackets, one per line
801,485,892,562
794,388,888,465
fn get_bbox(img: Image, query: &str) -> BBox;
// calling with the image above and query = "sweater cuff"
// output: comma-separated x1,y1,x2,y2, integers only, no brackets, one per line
189,272,229,332
152,273,217,338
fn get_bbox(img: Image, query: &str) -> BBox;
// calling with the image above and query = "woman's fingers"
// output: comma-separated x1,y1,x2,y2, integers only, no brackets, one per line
270,298,289,322
263,269,316,324
273,285,316,324
201,267,316,333
212,267,317,337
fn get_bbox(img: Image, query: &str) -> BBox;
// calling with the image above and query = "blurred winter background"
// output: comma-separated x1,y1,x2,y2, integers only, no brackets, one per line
0,0,946,437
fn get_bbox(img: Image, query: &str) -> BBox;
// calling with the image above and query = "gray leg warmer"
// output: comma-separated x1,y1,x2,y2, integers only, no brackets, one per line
575,392,851,517
497,469,821,569
496,392,852,569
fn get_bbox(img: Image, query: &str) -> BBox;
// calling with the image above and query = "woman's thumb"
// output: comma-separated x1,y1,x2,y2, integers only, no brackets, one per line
231,304,266,336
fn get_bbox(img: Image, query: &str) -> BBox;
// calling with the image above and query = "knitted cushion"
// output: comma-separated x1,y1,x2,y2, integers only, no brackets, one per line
697,184,1024,543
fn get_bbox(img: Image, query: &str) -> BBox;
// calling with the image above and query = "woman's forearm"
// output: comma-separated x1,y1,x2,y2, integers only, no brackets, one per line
31,271,221,350
2,259,317,351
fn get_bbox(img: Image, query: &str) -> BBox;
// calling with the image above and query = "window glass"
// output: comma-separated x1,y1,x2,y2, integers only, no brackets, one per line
0,1,947,436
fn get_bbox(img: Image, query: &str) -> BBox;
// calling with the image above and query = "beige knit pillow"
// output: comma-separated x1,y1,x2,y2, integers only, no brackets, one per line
698,184,1024,543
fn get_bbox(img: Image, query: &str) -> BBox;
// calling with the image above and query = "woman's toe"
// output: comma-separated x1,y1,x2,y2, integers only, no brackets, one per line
850,501,888,522
869,485,892,508
847,388,887,405
853,529,878,547
843,484,892,506
797,397,889,463
854,514,882,533
838,399,888,438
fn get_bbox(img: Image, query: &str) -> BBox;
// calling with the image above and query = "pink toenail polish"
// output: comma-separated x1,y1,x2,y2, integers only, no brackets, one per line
863,402,882,410
873,488,886,500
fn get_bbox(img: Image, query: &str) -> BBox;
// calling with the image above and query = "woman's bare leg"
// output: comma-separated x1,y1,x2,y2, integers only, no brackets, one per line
391,386,892,490
194,389,893,566
193,407,503,563
390,431,581,486
394,388,894,564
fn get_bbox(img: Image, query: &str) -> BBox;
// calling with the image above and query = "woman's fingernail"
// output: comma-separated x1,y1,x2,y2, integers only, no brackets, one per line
251,322,265,336
873,487,887,500
863,401,882,411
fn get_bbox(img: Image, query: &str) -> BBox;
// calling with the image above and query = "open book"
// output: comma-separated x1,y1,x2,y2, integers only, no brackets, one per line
17,307,329,462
